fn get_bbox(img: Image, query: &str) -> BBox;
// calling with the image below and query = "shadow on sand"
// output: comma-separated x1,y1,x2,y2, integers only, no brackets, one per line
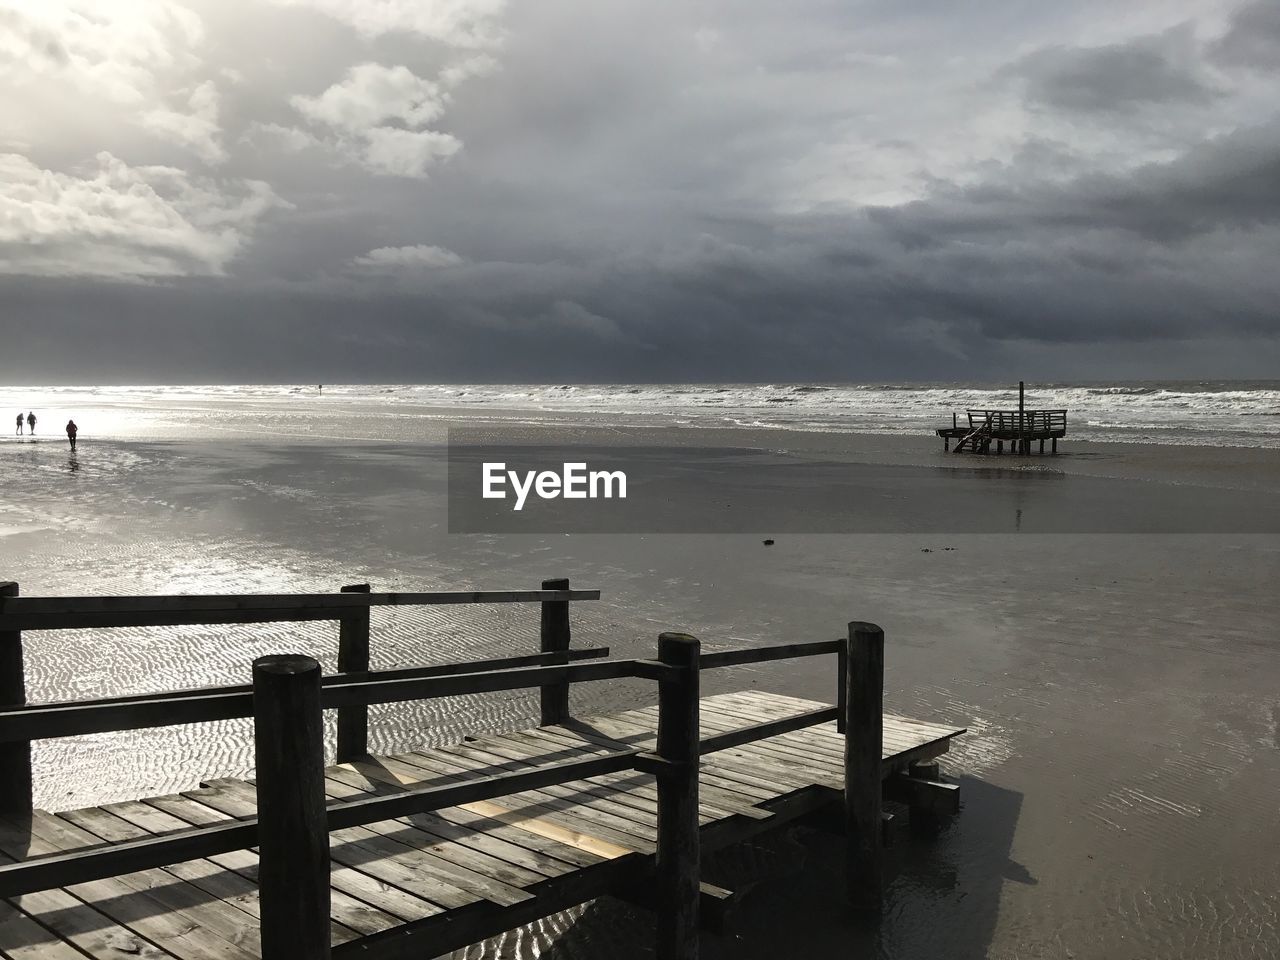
535,775,1024,960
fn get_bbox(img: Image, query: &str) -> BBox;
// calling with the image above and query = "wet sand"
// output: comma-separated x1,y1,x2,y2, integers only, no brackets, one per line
1,412,1278,959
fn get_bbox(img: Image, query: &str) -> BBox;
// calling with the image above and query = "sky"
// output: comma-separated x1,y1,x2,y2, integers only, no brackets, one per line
1,0,1279,383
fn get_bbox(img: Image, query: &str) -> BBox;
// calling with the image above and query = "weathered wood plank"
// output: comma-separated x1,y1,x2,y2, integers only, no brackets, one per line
319,769,578,881
515,728,772,821
332,761,635,863
325,764,602,870
538,721,776,805
56,806,359,945
385,749,660,850
0,813,261,960
0,896,143,960
193,781,533,910
140,793,441,925
92,801,397,938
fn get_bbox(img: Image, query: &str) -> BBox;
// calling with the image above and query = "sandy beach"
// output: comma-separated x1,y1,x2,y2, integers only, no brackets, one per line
1,399,1278,959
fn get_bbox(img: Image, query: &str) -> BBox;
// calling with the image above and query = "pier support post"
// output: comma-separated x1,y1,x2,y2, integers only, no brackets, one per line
540,578,572,725
1052,438,1058,454
836,638,848,734
0,582,31,816
254,655,331,960
656,632,701,960
844,622,884,913
336,583,371,761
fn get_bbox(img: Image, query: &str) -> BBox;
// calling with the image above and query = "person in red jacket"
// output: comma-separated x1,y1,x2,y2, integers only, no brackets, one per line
66,419,77,450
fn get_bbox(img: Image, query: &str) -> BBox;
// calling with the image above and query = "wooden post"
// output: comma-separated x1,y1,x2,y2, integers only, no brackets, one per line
656,632,700,960
539,578,571,726
336,583,371,762
1052,438,1058,454
0,582,31,816
1019,380,1025,438
836,639,848,734
254,655,330,960
844,622,883,913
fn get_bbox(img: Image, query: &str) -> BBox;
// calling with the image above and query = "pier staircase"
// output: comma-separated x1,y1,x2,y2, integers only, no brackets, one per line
953,415,992,454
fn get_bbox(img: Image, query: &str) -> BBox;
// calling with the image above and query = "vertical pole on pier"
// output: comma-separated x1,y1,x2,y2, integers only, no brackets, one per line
540,578,571,725
0,582,31,816
1018,381,1026,453
844,622,884,913
656,632,701,960
836,638,848,734
336,582,371,762
0,583,30,816
254,655,331,960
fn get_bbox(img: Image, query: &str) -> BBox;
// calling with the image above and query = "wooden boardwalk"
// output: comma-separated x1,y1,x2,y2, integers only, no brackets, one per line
0,691,963,960
0,583,970,959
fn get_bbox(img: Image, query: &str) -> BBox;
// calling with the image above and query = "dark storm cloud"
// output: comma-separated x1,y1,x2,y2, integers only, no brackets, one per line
1005,27,1219,112
2,0,1280,382
1210,0,1280,70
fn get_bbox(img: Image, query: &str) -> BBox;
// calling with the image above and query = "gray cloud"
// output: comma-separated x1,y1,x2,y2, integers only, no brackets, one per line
1210,0,1280,70
2,0,1279,383
1006,26,1219,113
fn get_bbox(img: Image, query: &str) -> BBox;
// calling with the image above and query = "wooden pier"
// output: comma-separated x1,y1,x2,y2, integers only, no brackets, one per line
0,583,966,960
937,382,1067,454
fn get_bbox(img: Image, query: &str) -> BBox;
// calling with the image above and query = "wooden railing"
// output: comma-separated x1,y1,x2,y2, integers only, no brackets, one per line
0,579,600,814
0,583,885,960
966,408,1067,433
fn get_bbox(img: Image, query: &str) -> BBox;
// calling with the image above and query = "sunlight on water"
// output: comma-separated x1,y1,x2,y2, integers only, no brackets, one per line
1,380,1278,447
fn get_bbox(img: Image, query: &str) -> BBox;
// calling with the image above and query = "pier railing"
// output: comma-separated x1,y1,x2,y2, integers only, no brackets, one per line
966,408,1067,434
0,578,599,813
0,581,885,960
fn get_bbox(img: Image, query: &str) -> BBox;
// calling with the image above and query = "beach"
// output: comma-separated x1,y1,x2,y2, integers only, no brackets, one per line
0,389,1278,959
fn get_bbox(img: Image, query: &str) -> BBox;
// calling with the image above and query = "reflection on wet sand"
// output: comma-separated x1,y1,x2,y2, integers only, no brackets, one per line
520,778,1024,960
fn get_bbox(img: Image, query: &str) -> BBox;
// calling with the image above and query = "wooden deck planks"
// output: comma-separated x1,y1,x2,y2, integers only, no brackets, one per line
3,691,964,959
139,793,443,926
0,813,260,960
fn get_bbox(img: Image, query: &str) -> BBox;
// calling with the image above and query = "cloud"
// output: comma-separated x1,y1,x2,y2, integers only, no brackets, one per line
539,299,628,342
0,1,204,106
350,244,463,270
288,63,465,177
0,151,285,279
267,0,506,47
358,127,461,176
141,81,226,165
1210,0,1280,70
291,63,448,131
242,122,320,154
1006,27,1220,113
3,0,1280,381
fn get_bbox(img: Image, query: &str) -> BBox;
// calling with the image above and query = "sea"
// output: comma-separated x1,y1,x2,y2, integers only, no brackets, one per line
1,380,1278,447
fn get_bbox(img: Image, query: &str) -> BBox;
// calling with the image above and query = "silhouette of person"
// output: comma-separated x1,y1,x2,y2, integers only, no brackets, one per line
26,412,35,435
66,419,77,450
14,413,22,436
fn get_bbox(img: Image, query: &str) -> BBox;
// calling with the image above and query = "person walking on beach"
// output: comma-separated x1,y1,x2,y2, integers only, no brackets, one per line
14,413,22,436
66,419,77,451
26,412,36,435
